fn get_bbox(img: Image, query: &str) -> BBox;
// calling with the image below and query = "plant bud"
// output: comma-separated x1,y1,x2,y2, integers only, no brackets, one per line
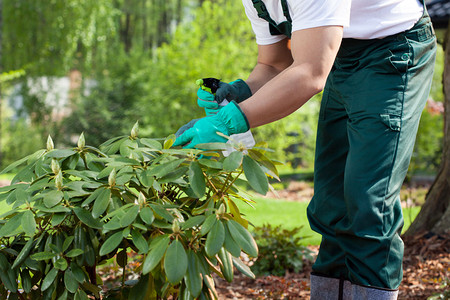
138,192,146,206
51,159,60,174
108,168,116,187
131,121,139,139
55,171,63,190
47,135,54,151
77,132,85,149
217,203,226,215
172,219,181,234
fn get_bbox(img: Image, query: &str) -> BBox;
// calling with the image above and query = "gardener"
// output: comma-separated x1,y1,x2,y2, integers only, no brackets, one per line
174,0,436,299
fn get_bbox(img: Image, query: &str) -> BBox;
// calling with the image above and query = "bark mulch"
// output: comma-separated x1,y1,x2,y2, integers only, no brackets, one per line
214,232,449,300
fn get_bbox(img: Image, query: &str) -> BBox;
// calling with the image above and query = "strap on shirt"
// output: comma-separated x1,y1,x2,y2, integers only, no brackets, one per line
251,0,292,38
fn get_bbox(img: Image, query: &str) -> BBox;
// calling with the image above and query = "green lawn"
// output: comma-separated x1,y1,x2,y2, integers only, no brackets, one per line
237,196,421,246
0,179,421,247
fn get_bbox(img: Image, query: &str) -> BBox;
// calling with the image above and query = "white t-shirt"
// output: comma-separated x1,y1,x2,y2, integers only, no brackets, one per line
242,0,424,44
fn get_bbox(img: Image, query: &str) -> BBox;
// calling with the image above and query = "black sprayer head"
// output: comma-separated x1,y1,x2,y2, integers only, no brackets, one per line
200,78,221,94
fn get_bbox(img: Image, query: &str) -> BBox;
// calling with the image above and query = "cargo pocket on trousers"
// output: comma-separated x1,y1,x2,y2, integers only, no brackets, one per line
388,49,411,74
380,114,401,132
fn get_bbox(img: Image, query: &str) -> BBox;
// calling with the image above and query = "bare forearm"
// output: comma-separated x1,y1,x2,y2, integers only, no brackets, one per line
245,62,286,94
240,26,342,128
245,38,293,94
240,64,323,127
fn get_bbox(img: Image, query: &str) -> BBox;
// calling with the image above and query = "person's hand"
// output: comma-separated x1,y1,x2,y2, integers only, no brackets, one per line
215,79,252,103
197,79,252,116
173,101,249,148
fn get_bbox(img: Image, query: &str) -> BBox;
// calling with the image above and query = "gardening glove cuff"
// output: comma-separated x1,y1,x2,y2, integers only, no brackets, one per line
220,100,249,134
216,79,252,104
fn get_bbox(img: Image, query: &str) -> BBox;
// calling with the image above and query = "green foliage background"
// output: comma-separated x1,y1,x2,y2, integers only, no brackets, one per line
0,0,445,175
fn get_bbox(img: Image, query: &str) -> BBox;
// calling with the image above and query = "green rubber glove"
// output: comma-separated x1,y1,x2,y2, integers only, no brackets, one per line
173,101,249,148
216,79,252,103
197,79,252,116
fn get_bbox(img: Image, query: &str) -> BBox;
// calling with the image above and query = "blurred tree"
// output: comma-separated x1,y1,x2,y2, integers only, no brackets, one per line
406,18,450,236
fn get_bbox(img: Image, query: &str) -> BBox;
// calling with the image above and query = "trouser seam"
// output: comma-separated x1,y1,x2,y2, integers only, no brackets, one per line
381,39,411,288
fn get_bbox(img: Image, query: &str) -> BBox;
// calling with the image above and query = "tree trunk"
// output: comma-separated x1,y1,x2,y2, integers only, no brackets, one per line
405,22,450,236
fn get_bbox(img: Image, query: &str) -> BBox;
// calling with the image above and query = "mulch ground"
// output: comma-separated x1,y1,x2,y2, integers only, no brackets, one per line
214,232,450,300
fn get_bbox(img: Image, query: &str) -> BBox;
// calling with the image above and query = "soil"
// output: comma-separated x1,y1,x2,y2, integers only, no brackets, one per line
214,232,450,300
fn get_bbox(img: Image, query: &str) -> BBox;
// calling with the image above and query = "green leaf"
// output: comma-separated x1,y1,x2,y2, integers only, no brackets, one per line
96,165,115,179
139,206,155,225
137,169,154,187
100,203,133,222
0,253,9,272
73,207,103,229
148,158,185,178
43,190,64,208
185,250,203,297
218,248,234,282
0,149,44,175
21,269,32,293
0,213,23,238
242,156,268,195
226,220,258,257
248,149,279,180
74,289,89,300
142,235,170,274
164,240,188,284
164,134,176,149
120,205,140,228
46,149,76,158
0,268,17,293
103,217,122,231
181,215,205,230
200,214,217,236
140,138,163,150
149,203,174,222
92,188,111,218
54,258,68,271
41,268,59,291
205,220,225,257
223,151,243,171
70,262,86,283
189,162,206,198
120,138,138,157
99,231,123,256
66,249,84,258
224,225,241,258
194,143,229,150
12,238,34,269
131,229,149,254
62,236,74,252
64,269,79,293
21,210,36,236
81,187,104,207
232,256,255,279
30,251,56,261
198,158,222,169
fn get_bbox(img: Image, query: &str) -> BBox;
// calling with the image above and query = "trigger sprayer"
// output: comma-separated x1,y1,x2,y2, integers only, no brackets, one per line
197,78,255,155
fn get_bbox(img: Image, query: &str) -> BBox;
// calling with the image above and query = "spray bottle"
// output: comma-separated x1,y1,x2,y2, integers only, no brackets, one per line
196,78,255,155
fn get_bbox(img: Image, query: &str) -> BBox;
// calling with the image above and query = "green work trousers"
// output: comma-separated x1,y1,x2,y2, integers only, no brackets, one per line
307,11,437,290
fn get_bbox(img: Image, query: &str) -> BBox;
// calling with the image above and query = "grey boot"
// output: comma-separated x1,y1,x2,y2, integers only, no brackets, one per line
352,284,398,300
310,273,352,300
